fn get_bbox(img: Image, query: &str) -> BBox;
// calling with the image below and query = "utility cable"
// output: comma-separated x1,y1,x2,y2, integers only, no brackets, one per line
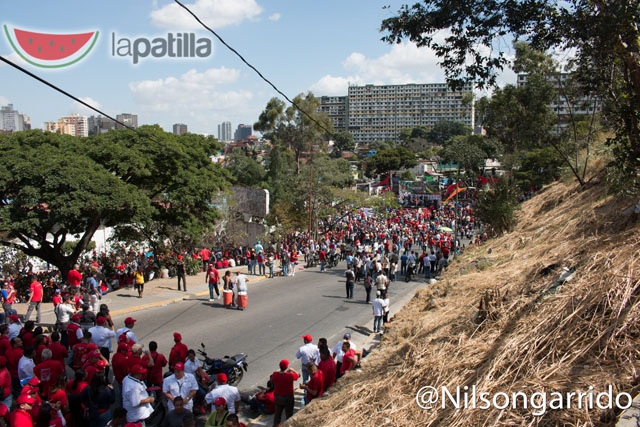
173,0,336,137
0,55,135,131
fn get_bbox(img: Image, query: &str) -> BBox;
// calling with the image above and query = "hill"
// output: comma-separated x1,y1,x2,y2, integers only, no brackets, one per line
289,173,640,426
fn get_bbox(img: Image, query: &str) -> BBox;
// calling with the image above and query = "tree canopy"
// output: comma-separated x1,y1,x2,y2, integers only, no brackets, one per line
365,146,417,178
0,128,230,275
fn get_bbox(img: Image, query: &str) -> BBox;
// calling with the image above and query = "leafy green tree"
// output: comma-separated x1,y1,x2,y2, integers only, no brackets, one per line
227,148,265,187
369,140,396,152
428,121,472,146
381,1,640,191
476,178,520,234
0,128,229,275
365,146,417,177
333,131,355,154
441,136,487,175
399,170,415,181
514,147,565,190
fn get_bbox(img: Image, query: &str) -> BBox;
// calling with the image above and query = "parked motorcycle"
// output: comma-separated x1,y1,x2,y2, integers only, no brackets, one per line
197,343,248,387
405,262,416,282
327,251,340,268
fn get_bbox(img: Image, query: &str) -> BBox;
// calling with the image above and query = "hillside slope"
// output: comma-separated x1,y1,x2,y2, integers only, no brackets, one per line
290,176,640,426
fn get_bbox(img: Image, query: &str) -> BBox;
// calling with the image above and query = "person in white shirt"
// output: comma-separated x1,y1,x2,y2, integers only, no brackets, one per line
55,296,76,324
331,333,357,377
7,315,21,340
115,317,138,344
123,364,154,422
296,335,320,383
162,362,198,412
18,347,35,380
89,317,116,349
205,373,241,414
372,291,387,333
184,350,200,376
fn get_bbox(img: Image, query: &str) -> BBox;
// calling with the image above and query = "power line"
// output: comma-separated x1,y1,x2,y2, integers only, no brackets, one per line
173,0,336,137
0,55,135,131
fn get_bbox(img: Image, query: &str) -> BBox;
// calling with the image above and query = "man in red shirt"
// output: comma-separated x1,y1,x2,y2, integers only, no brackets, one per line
0,325,10,358
199,247,212,272
317,347,336,391
319,249,326,272
169,333,188,369
339,341,361,376
6,337,23,396
271,359,299,426
207,264,220,302
67,265,82,288
48,332,68,365
33,348,64,399
300,362,324,404
147,341,167,387
10,393,35,427
24,275,43,323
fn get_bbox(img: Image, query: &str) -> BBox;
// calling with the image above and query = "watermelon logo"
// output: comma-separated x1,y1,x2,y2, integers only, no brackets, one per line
3,24,99,68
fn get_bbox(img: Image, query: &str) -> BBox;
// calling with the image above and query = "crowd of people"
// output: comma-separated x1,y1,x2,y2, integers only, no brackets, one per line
0,196,483,426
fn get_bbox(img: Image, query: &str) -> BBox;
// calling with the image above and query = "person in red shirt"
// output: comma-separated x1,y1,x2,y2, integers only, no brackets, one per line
111,342,130,386
33,348,64,399
207,264,221,302
0,325,10,358
199,247,212,272
248,380,275,415
48,332,68,365
0,356,11,409
67,314,82,349
317,348,336,391
319,249,326,272
222,258,229,268
300,362,324,404
67,265,82,288
147,341,167,387
169,332,188,368
10,393,35,427
83,351,108,384
127,344,152,381
6,337,23,395
339,341,361,376
271,360,299,426
25,276,43,323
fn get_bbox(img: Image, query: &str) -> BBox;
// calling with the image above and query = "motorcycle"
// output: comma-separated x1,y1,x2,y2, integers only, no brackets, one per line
197,343,248,387
327,251,340,268
405,262,416,282
306,252,319,268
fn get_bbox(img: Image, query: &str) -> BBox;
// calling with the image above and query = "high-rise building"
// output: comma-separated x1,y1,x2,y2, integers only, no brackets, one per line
20,114,31,130
88,115,117,135
44,122,57,132
49,114,88,137
318,96,348,132
116,113,138,130
0,104,25,132
173,123,188,135
346,83,474,144
218,121,232,142
234,124,252,141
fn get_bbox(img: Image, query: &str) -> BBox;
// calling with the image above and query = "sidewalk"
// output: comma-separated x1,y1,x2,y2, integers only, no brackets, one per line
11,264,273,323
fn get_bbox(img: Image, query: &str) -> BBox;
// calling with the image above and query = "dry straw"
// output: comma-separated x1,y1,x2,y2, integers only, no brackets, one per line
289,174,640,426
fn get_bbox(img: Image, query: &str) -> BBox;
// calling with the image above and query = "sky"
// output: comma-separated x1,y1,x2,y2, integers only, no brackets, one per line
0,0,517,136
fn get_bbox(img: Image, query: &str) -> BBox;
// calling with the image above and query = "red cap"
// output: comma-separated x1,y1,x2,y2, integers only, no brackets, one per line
125,317,136,325
302,334,312,342
17,393,36,405
89,350,100,358
214,397,227,406
130,364,146,375
124,424,142,427
28,377,41,386
178,255,183,259
173,332,182,341
71,314,82,322
118,342,128,351
8,314,19,322
216,373,227,384
279,359,289,370
96,360,108,369
174,362,185,371
87,343,99,350
96,316,106,324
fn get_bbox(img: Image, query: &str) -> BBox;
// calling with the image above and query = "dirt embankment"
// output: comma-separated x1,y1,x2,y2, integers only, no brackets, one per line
289,175,640,426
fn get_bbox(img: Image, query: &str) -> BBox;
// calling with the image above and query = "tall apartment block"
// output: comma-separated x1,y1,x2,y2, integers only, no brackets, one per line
318,96,348,132
116,113,138,130
173,123,188,135
46,114,88,137
234,124,252,141
1,103,30,132
347,83,474,144
218,121,232,142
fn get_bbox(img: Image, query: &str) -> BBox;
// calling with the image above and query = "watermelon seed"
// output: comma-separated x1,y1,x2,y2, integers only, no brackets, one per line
72,38,75,44
28,38,32,44
50,40,53,47
38,47,42,53
61,46,64,53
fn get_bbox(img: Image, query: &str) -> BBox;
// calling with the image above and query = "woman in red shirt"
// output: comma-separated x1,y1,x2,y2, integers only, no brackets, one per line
0,356,11,409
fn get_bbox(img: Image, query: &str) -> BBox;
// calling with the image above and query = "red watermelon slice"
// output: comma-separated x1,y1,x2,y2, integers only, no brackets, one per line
3,24,99,68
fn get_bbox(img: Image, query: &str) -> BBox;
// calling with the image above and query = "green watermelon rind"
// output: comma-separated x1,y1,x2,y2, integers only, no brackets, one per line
3,25,99,69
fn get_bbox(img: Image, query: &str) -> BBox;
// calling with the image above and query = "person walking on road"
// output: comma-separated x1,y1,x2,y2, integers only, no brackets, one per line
207,264,220,302
344,266,355,299
134,267,145,298
24,275,43,323
372,291,387,333
176,255,187,292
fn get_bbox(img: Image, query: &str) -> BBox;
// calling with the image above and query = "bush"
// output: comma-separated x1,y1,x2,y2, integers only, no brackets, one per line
184,256,201,275
476,179,520,234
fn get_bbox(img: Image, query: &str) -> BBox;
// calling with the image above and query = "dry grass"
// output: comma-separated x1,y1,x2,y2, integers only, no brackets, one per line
289,173,640,427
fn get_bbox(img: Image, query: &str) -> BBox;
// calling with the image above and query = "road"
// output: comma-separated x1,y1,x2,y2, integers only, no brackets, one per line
109,261,426,393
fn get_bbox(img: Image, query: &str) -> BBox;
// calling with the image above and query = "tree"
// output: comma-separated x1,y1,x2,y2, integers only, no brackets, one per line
365,146,417,177
0,128,229,275
428,121,472,146
226,148,265,187
381,0,640,191
333,131,355,154
441,136,487,175
399,170,415,181
514,147,565,191
476,178,520,234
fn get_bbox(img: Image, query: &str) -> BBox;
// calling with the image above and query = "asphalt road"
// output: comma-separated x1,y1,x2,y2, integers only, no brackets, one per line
109,261,426,393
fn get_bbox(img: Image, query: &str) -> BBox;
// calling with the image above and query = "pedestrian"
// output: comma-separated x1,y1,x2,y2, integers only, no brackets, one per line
54,295,75,347
207,263,220,302
122,364,154,423
331,333,357,379
134,267,144,298
1,281,16,319
205,396,229,426
319,249,326,272
204,373,241,414
363,271,373,303
81,371,115,427
271,360,299,426
176,256,187,292
295,335,319,383
338,341,361,376
24,275,43,323
169,333,188,368
234,272,247,310
344,266,355,299
87,270,102,313
257,251,265,276
0,356,11,410
266,253,275,278
300,362,324,404
163,395,188,427
372,291,387,333
10,393,35,426
116,317,138,344
317,348,336,390
383,291,391,325
88,316,116,376
162,362,198,413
